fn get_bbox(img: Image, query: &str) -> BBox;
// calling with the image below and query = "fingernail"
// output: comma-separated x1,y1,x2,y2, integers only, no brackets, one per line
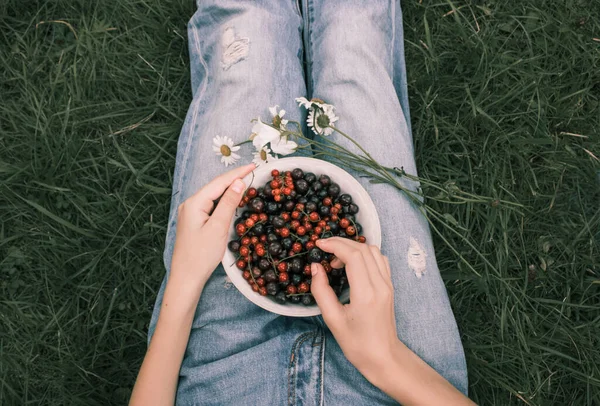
316,239,325,246
232,179,245,193
311,263,319,276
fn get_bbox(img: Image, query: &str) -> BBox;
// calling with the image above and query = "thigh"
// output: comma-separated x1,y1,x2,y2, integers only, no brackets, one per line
305,0,469,398
148,1,315,404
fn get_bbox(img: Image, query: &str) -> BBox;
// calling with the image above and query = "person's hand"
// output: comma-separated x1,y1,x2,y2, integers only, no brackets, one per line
311,237,400,380
169,163,255,291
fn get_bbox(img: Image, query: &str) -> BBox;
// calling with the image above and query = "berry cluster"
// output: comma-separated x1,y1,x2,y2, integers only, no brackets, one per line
228,168,366,306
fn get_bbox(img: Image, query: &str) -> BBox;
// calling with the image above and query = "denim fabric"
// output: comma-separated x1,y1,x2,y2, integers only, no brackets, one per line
149,1,468,404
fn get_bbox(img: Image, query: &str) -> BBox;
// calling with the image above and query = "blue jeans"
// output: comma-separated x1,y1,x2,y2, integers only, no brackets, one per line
149,0,468,404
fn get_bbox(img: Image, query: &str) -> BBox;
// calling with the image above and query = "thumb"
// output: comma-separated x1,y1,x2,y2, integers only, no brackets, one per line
208,178,246,228
311,262,344,327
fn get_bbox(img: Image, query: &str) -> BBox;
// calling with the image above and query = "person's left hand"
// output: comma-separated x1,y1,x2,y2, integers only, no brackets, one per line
169,163,255,291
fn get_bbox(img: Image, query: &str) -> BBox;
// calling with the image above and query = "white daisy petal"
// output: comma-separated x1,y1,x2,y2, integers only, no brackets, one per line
251,118,281,149
269,106,278,116
279,109,286,117
295,97,312,109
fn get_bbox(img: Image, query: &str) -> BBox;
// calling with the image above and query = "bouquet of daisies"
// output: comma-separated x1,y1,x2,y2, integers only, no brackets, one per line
211,97,522,277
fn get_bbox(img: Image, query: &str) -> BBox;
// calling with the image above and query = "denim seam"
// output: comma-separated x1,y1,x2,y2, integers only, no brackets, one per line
317,329,325,406
287,331,317,406
390,0,397,77
173,23,209,211
302,0,314,97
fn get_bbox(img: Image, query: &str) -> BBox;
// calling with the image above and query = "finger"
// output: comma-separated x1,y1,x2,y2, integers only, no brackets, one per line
189,163,255,214
383,256,392,278
310,262,344,329
370,246,392,288
330,256,344,269
206,178,246,230
316,238,370,292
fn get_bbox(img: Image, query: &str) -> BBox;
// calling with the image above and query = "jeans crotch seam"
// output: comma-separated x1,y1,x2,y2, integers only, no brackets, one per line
288,331,317,406
317,329,325,406
301,0,314,97
390,0,397,79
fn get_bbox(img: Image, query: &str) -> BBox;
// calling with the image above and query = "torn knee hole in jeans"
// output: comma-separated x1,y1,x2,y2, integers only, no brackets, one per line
223,276,233,289
407,237,427,279
221,27,249,70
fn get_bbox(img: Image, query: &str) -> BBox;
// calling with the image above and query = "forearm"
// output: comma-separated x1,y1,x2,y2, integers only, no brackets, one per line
368,341,475,406
129,275,203,406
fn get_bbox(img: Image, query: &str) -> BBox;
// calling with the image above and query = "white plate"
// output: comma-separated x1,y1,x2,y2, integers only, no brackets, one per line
222,157,381,317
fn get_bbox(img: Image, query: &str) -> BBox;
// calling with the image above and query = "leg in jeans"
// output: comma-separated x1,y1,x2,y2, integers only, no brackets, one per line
304,0,469,402
147,2,321,404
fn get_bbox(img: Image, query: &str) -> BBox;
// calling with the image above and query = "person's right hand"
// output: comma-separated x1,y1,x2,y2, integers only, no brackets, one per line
310,237,401,380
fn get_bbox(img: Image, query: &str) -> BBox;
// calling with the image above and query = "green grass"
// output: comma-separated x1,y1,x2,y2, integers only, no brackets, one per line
0,0,598,404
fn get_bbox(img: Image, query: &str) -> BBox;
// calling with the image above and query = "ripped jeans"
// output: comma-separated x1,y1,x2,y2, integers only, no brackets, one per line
149,0,468,404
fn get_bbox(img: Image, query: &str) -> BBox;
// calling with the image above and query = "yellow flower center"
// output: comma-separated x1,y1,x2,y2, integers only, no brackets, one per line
272,116,282,128
220,145,231,157
260,149,267,161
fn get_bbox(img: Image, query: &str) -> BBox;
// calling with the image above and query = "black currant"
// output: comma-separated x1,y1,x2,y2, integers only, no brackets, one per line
258,258,271,271
266,201,279,214
268,242,282,256
305,201,317,213
253,223,265,235
295,179,309,194
327,183,340,197
250,198,265,213
304,172,316,184
290,295,301,303
311,182,323,192
289,257,305,274
338,193,352,206
266,282,279,296
319,174,331,186
267,233,279,243
348,203,359,214
264,269,277,283
292,168,304,180
284,200,295,211
301,294,314,306
291,273,302,285
272,216,286,228
275,291,287,303
228,240,240,252
308,248,324,263
327,221,339,233
282,237,293,250
318,205,330,216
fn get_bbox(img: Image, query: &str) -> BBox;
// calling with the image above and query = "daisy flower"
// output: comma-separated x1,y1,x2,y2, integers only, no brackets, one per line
270,135,298,156
252,146,277,166
269,105,288,130
307,104,339,136
250,118,281,149
212,135,240,167
295,97,326,110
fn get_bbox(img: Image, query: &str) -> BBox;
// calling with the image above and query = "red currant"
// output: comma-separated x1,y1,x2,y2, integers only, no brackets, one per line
280,228,290,238
239,246,250,257
236,259,247,270
236,223,246,235
297,226,307,236
292,242,302,253
345,226,356,236
241,236,251,246
286,285,297,295
277,262,288,272
245,218,255,228
330,214,339,222
291,211,301,220
330,207,339,215
271,169,280,177
279,272,289,283
258,286,268,296
246,187,257,198
323,197,332,206
358,236,367,243
250,213,259,222
314,226,323,234
317,220,327,228
272,188,281,196
250,236,259,245
339,218,350,229
281,212,291,221
309,212,319,222
260,234,267,242
274,194,282,202
270,180,281,189
255,244,266,256
295,203,305,212
251,283,259,292
290,220,300,230
283,187,292,196
259,213,268,222
321,260,332,273
256,277,266,287
298,282,310,293
242,270,251,280
305,241,315,250
303,265,312,276
334,203,342,210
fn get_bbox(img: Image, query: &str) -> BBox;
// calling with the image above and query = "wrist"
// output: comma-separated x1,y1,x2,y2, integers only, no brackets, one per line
361,339,408,389
163,271,206,312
